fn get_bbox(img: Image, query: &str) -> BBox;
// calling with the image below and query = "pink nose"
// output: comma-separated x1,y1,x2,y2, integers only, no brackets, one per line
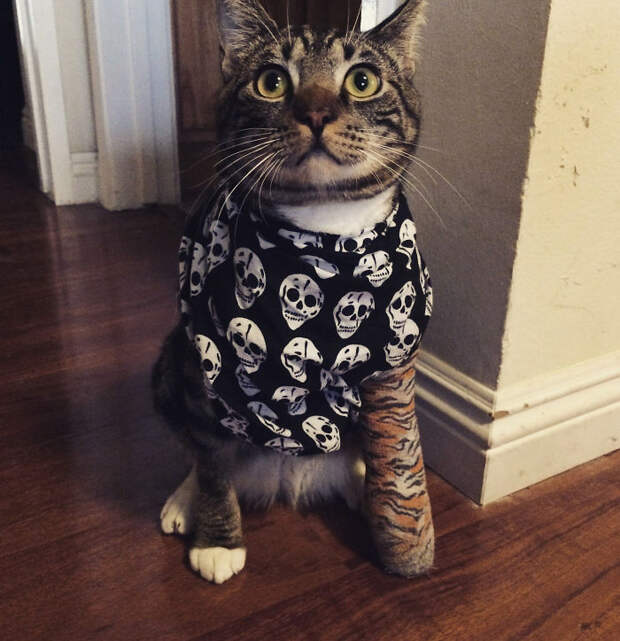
306,110,331,131
292,85,341,138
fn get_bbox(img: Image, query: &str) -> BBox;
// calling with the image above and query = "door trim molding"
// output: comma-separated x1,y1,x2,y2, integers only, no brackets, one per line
85,0,180,210
14,0,72,202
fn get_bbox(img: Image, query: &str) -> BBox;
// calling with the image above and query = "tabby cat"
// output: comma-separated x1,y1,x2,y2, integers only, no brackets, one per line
152,0,434,584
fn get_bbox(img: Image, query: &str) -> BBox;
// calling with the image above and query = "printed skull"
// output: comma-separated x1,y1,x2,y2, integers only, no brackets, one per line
330,344,371,376
178,236,191,290
233,248,266,309
272,386,310,416
335,229,378,254
179,298,193,339
194,334,222,385
386,281,416,332
264,437,304,455
302,416,341,453
207,297,225,337
220,411,250,440
333,291,375,338
235,364,261,397
281,337,323,383
384,318,421,367
320,371,361,417
279,274,324,330
353,250,394,288
247,401,291,437
226,318,267,373
203,220,230,275
277,229,323,250
190,242,207,297
420,263,433,317
396,219,417,269
299,255,340,279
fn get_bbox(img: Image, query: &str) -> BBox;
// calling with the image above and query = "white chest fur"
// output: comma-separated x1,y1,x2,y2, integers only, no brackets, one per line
275,187,398,236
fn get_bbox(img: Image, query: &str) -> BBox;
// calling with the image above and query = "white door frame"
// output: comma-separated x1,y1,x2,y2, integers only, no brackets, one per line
85,0,180,210
14,0,73,203
14,0,180,210
361,0,401,30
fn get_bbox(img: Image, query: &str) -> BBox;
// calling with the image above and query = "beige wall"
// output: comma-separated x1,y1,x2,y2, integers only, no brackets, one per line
412,0,552,387
499,0,620,387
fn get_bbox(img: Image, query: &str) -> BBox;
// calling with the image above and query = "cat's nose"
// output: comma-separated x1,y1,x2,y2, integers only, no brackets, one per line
302,110,334,137
292,85,341,138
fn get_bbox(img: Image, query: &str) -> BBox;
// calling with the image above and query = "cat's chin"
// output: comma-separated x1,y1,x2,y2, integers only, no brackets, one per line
280,153,367,189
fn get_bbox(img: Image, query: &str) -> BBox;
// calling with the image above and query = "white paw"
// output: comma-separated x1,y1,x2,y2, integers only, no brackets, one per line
189,547,247,584
160,467,197,535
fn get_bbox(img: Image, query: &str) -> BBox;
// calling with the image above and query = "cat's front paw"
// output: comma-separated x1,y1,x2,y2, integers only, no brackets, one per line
160,467,197,535
189,546,247,584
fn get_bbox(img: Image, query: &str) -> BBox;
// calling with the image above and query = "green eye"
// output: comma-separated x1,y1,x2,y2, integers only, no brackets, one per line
256,68,289,100
344,67,381,99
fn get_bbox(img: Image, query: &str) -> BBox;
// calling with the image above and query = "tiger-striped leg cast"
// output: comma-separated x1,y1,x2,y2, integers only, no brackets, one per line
359,354,434,577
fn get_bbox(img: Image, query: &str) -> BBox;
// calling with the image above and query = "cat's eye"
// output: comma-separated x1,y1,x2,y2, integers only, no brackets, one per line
344,66,381,100
256,67,290,100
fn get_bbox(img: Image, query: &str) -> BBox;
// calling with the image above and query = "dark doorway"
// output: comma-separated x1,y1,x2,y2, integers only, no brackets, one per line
1,1,25,150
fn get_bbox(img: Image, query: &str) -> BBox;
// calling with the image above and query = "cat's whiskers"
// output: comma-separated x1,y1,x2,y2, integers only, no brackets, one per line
217,151,279,222
408,155,472,211
354,130,445,154
363,147,445,228
362,137,437,186
188,144,279,217
285,1,292,47
216,133,280,153
360,131,470,209
357,138,434,200
254,13,280,48
242,151,283,218
345,3,362,47
269,156,287,198
179,133,279,175
259,153,286,214
214,138,279,169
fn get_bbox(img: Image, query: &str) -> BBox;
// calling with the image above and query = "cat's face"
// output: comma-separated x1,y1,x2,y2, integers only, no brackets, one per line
217,0,426,206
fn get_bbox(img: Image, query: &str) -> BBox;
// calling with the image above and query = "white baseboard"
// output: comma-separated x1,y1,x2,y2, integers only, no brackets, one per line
416,351,620,504
71,152,98,204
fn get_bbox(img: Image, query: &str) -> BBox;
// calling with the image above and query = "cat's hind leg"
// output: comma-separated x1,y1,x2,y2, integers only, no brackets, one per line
160,465,198,535
189,454,246,584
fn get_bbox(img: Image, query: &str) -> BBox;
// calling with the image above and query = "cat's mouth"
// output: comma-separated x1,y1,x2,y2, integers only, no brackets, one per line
296,140,343,167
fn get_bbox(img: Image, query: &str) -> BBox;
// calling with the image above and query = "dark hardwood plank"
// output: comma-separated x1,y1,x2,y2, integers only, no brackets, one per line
0,158,618,641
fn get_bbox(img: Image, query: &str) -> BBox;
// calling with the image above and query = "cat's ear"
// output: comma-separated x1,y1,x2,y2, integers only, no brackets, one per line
364,0,427,70
217,0,279,73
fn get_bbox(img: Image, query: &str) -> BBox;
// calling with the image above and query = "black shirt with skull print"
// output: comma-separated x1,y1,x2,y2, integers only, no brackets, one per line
178,191,432,455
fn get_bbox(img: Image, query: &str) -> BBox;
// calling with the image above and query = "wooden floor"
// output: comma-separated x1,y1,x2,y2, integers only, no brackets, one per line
1,157,618,641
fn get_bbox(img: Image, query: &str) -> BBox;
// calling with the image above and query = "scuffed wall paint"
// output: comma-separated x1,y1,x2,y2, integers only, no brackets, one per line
499,0,620,387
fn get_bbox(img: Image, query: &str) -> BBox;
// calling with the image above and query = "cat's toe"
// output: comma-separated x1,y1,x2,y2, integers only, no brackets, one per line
160,489,193,535
189,546,247,584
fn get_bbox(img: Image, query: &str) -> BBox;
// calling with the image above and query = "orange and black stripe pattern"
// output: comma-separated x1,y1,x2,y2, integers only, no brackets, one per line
359,354,434,576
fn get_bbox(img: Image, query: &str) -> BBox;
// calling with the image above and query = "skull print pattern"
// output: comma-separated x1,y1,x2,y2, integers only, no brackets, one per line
177,192,432,455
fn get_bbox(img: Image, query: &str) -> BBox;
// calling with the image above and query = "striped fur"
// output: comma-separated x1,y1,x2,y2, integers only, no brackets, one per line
359,354,434,575
214,0,427,208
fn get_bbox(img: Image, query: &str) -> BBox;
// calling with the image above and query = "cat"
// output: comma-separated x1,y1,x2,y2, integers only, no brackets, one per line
152,0,434,585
